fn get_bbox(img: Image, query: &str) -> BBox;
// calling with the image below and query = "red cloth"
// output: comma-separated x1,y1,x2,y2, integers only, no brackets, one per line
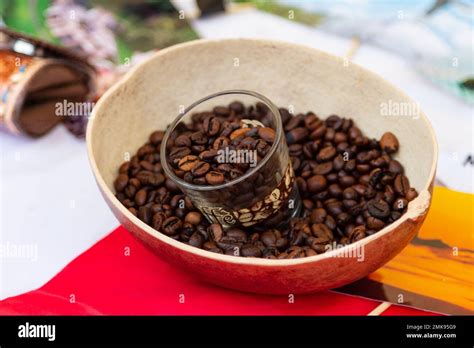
0,226,436,315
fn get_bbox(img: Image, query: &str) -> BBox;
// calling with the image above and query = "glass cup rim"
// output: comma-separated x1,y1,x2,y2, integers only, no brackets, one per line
160,89,283,192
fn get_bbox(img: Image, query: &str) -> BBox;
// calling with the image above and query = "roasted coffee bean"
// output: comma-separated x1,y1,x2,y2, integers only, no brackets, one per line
309,208,327,224
339,175,356,188
189,232,203,248
114,174,128,192
258,127,276,143
205,171,225,185
405,187,418,201
135,188,147,206
136,171,165,186
348,225,366,242
241,244,262,257
190,131,208,145
138,206,151,224
284,115,302,131
286,127,308,144
191,161,210,177
162,216,182,236
230,127,250,140
169,147,191,163
213,136,230,150
367,199,391,219
261,230,277,247
178,155,200,171
229,101,244,114
213,106,230,117
314,162,333,175
226,228,247,242
152,212,166,230
208,223,223,242
307,175,327,193
311,223,333,241
203,116,221,136
328,184,342,198
149,132,165,146
317,146,337,161
119,162,130,174
380,132,399,154
342,187,358,200
184,211,202,225
367,216,385,231
394,174,410,196
388,160,404,174
175,134,191,147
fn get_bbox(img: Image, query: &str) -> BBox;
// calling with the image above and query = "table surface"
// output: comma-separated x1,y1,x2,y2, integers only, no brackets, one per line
1,7,472,300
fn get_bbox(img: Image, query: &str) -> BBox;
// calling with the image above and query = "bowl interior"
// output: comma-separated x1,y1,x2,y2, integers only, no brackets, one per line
89,39,436,238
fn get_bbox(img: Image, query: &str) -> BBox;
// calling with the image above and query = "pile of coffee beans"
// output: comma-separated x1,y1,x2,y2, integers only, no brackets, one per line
114,102,418,259
165,102,276,185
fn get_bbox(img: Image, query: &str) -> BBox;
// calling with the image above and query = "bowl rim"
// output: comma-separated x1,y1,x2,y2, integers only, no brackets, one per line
86,38,438,267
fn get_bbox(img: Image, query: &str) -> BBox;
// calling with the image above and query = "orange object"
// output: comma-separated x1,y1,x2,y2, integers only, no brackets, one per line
367,186,474,314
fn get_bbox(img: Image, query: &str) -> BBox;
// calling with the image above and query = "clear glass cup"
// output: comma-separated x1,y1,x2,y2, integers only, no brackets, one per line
161,90,301,230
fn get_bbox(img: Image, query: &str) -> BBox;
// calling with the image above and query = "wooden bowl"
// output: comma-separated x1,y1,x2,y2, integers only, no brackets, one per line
86,39,437,294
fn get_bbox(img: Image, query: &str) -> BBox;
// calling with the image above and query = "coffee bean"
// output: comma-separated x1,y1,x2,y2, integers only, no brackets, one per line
261,230,277,247
191,161,210,177
169,147,191,163
311,223,333,241
203,116,221,136
348,225,366,242
208,223,223,242
229,101,244,114
138,206,151,224
136,171,165,186
366,216,385,231
380,132,399,154
313,162,333,175
286,127,308,144
307,175,327,193
388,160,404,174
175,134,191,147
225,228,246,242
213,136,230,150
205,171,225,185
199,149,218,161
309,208,327,224
149,130,165,145
184,212,202,225
162,216,182,236
114,174,128,192
152,212,166,230
241,244,262,257
405,187,418,201
394,174,410,196
258,127,276,143
178,155,199,171
189,232,203,248
342,187,358,200
367,199,390,219
317,146,336,161
213,106,230,117
191,131,208,145
230,127,250,140
135,188,147,206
